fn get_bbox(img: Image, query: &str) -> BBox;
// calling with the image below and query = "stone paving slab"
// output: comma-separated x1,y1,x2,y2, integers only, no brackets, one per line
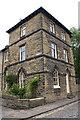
2,96,78,119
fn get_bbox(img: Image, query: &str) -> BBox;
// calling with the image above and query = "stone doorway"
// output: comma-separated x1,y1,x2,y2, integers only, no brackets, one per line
66,72,70,94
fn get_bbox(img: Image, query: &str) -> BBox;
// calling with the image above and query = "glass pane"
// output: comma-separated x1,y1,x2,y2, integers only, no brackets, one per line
20,46,25,61
53,70,59,85
64,49,68,62
19,72,25,88
22,52,25,60
52,49,55,57
50,24,53,32
51,43,57,58
22,46,25,52
62,32,65,40
50,24,55,33
21,27,26,36
22,29,26,36
52,24,55,33
51,43,55,49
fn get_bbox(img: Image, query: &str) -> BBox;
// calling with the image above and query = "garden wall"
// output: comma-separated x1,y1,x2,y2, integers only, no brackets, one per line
2,95,45,109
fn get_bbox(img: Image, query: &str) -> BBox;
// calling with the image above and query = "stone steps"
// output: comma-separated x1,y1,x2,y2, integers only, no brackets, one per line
67,93,75,99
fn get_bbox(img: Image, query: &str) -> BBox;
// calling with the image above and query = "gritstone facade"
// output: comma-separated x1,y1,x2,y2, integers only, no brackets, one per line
2,7,77,102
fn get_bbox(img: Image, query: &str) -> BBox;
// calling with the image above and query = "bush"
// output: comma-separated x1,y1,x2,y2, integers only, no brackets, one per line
28,76,39,98
10,84,26,99
18,88,26,99
6,73,18,88
10,84,19,95
7,74,39,99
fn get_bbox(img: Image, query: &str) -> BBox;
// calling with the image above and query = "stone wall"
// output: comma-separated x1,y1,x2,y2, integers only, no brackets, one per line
42,14,71,46
43,57,76,102
2,95,45,109
8,57,44,74
42,31,74,64
8,31,43,65
9,13,42,45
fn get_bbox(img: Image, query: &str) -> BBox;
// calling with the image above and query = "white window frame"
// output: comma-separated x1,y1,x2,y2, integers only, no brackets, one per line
21,26,26,37
50,24,55,34
61,32,66,41
51,43,57,58
20,46,25,61
4,51,8,62
53,69,60,89
19,72,25,88
63,49,68,62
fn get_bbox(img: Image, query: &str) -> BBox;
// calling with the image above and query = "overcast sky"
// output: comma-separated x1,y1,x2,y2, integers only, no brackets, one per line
0,0,79,50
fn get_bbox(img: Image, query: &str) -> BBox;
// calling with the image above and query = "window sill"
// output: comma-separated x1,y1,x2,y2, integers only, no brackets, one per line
54,85,60,89
64,60,69,63
20,59,26,62
4,60,8,63
50,32,56,35
20,35,26,39
52,56,58,59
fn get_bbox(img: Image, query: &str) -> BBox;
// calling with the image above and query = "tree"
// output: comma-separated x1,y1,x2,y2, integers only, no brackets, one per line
70,27,80,84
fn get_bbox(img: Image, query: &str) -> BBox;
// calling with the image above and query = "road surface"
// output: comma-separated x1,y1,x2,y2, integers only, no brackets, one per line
33,101,79,118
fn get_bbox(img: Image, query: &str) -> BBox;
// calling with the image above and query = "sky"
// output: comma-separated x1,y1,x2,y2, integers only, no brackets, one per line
0,0,79,50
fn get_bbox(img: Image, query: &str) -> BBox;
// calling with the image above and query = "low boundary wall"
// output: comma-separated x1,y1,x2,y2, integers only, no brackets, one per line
2,95,45,109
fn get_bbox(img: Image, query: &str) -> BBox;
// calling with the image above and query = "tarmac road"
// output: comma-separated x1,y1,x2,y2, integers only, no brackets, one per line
33,101,79,119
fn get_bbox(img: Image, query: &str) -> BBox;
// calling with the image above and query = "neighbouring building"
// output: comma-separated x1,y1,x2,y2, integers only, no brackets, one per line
2,7,77,102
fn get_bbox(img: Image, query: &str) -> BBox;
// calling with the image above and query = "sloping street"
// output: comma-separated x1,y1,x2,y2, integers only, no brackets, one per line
33,101,79,119
2,96,79,119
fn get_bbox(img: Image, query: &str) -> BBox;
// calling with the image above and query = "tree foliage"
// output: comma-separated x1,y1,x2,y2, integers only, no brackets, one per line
10,84,26,99
26,76,39,98
6,73,18,88
70,27,80,84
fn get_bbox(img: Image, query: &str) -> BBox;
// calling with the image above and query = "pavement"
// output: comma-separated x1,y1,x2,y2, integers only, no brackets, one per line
2,95,79,119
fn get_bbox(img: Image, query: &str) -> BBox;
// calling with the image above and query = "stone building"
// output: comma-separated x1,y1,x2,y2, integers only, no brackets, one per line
2,7,77,102
0,50,3,91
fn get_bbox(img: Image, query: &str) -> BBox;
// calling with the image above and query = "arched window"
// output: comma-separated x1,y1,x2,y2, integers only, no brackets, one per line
19,72,25,88
53,69,60,88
